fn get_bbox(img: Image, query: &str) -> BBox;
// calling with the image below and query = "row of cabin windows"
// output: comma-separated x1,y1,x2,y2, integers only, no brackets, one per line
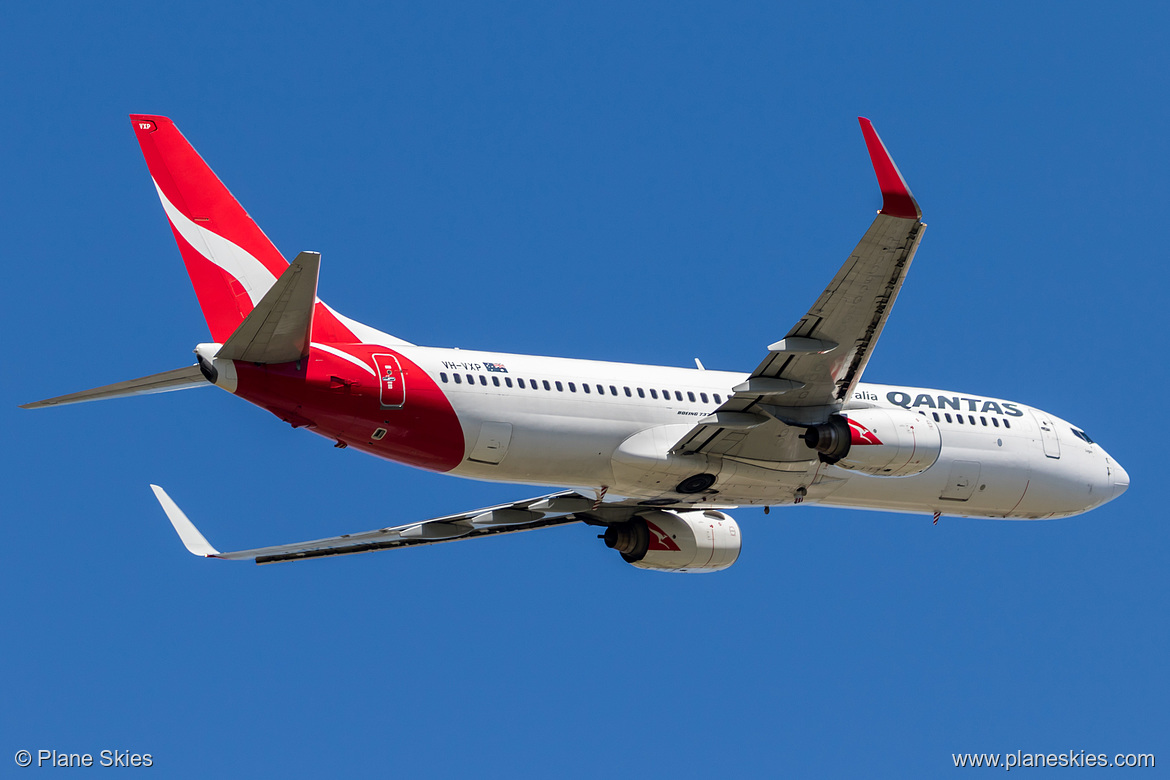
920,409,1011,429
438,372,724,405
438,372,1019,429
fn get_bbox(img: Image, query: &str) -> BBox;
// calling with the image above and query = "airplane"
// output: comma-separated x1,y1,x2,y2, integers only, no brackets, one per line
21,115,1130,573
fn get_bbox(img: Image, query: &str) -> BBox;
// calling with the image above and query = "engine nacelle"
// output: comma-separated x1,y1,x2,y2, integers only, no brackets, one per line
803,408,941,477
602,509,741,573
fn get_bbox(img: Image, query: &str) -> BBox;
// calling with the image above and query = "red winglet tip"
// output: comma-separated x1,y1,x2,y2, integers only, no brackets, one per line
857,117,921,220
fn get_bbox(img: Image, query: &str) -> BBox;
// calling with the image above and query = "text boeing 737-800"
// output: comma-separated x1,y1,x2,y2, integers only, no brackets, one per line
22,115,1129,573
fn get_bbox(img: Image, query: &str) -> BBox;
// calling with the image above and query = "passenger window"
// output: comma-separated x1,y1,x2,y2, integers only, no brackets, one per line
479,375,487,385
599,384,607,395
992,417,999,427
505,377,513,388
569,382,576,392
555,381,563,391
662,390,669,400
582,383,590,394
957,415,964,424
968,415,975,424
687,391,696,402
945,413,952,423
543,380,551,391
980,416,987,426
466,374,474,384
453,374,462,384
675,391,683,401
624,387,632,397
440,372,448,383
700,393,708,403
650,389,658,399
714,394,722,403
637,388,645,398
1004,419,1011,429
517,378,525,388
932,412,940,422
492,376,500,387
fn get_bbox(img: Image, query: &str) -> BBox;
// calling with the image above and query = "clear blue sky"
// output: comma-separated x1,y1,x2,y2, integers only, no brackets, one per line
4,2,1166,776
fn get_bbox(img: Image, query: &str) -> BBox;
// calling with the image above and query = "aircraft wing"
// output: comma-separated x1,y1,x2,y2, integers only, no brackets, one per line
152,485,626,564
672,118,925,463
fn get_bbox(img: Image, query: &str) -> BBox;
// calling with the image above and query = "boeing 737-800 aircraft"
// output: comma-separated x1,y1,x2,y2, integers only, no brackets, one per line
22,116,1129,572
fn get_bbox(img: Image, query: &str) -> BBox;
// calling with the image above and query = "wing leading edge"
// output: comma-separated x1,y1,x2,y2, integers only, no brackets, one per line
672,118,925,462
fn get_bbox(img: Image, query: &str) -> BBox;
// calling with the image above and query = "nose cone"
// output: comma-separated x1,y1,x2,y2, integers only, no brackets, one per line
1111,460,1130,500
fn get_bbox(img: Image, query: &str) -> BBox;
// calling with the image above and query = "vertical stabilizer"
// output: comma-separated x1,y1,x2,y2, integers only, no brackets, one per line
130,114,412,347
130,115,290,342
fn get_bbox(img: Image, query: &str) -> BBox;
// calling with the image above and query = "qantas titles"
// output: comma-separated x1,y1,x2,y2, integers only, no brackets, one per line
883,390,1024,417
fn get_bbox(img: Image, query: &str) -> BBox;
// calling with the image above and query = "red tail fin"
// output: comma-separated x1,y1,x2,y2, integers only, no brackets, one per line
132,115,294,342
131,115,412,347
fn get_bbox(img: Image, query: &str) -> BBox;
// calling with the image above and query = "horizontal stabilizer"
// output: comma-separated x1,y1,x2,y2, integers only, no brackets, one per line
216,251,320,364
21,365,207,409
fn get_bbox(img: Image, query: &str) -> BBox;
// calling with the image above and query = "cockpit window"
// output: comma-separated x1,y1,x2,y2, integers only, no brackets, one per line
1071,428,1094,444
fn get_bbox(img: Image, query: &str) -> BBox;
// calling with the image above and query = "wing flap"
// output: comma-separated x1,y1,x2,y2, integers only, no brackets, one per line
254,513,581,564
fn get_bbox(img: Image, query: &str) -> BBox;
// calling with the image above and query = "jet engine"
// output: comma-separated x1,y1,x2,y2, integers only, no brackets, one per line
602,509,740,573
802,408,941,477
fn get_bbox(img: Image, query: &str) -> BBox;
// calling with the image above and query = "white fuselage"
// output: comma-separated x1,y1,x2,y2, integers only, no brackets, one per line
399,346,1128,520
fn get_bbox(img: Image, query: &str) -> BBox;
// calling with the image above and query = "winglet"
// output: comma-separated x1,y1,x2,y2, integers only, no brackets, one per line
858,117,921,220
150,485,221,557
